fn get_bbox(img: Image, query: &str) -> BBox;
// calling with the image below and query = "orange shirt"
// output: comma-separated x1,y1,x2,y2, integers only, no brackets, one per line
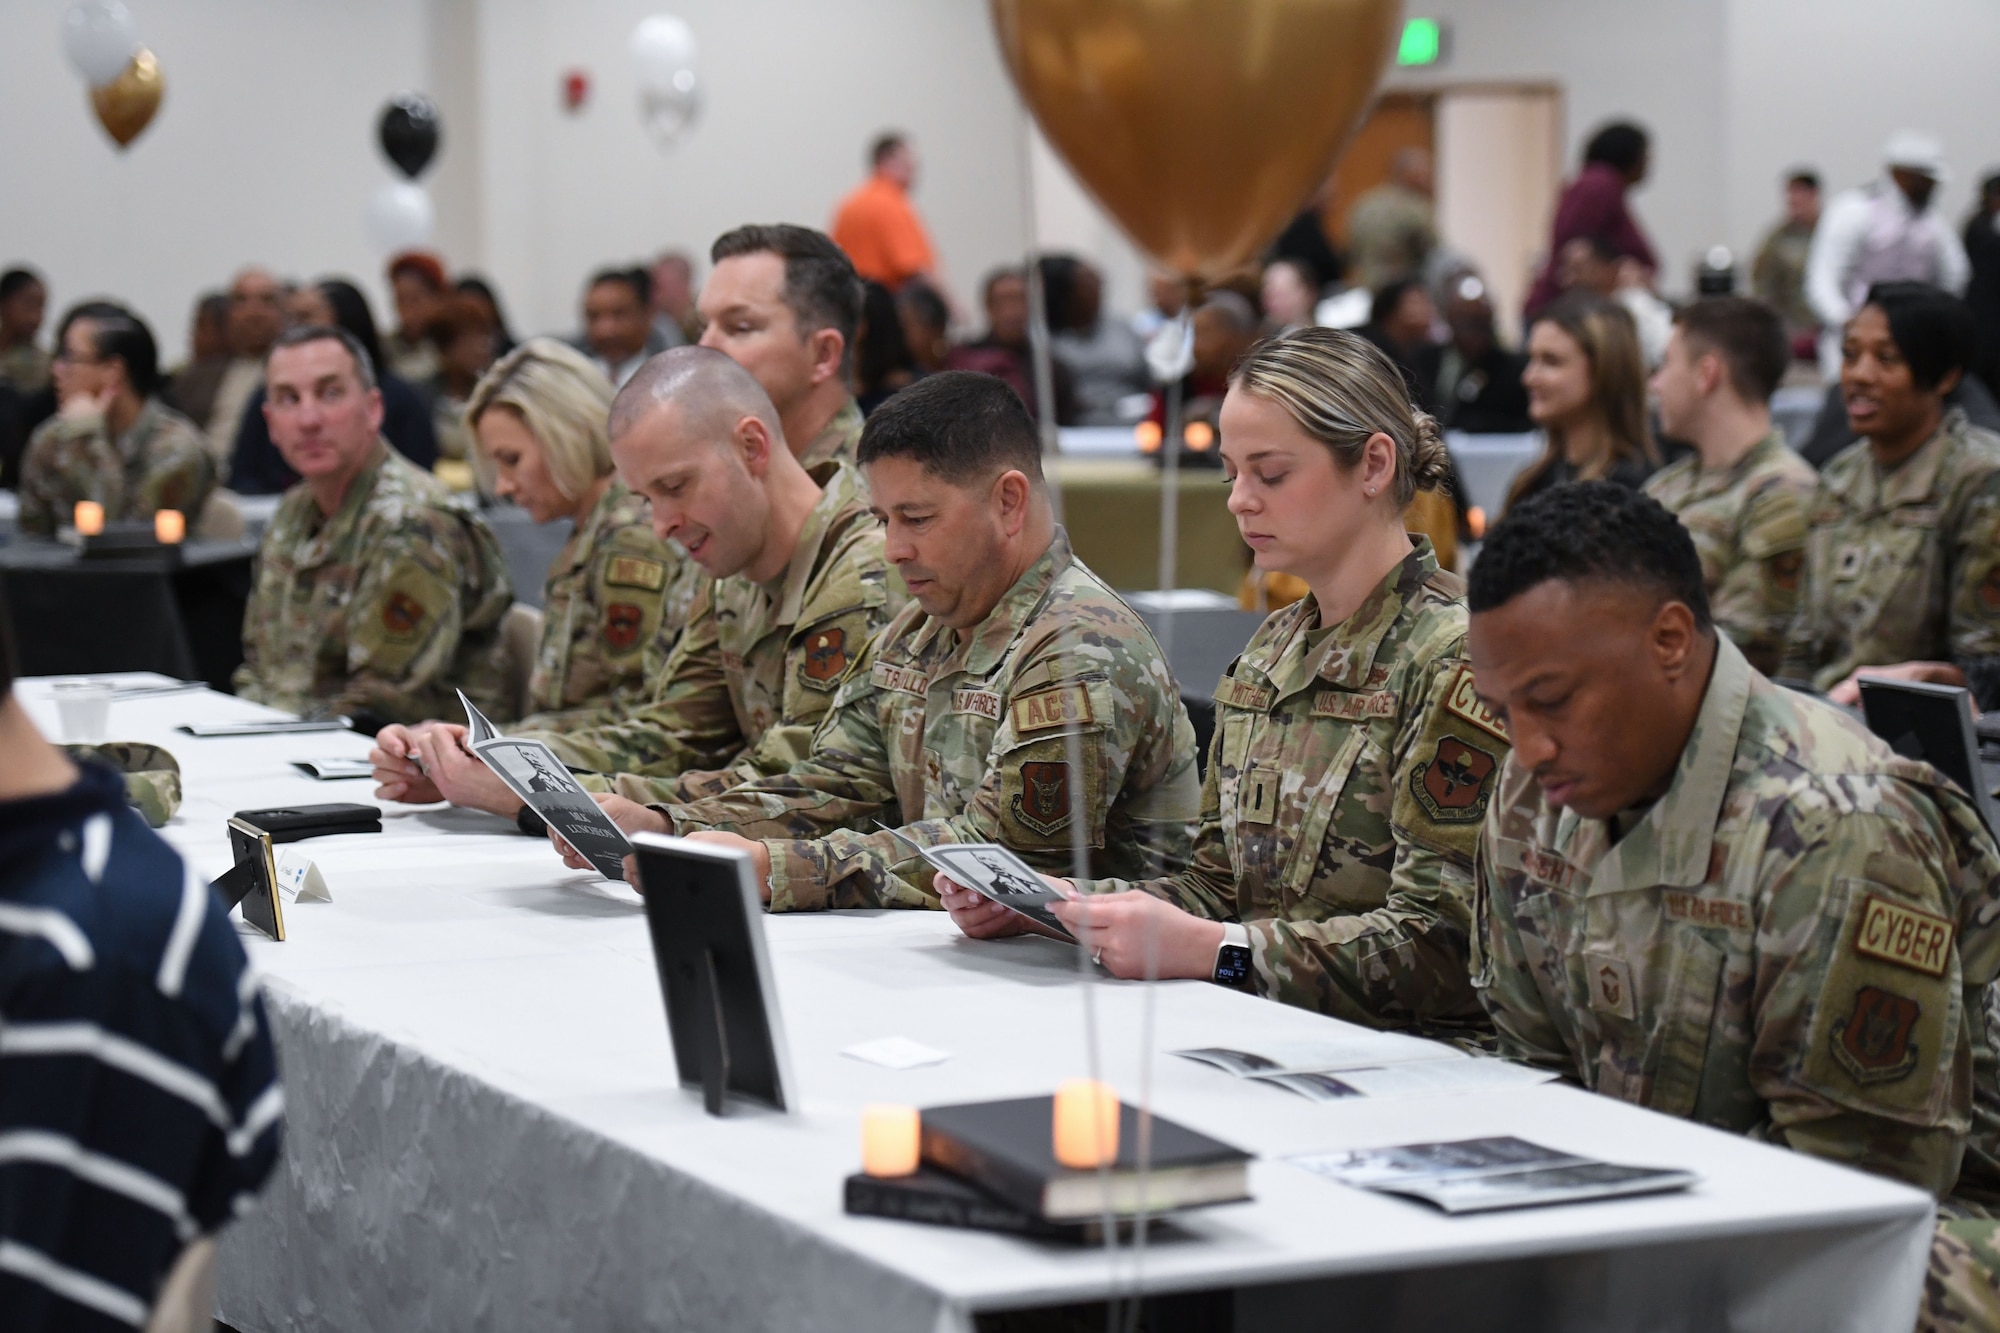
831,175,935,288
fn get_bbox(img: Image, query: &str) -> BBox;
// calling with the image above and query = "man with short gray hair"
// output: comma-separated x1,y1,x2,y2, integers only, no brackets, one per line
233,325,513,727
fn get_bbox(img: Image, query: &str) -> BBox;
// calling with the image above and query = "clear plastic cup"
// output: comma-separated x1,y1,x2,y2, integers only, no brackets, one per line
52,679,114,743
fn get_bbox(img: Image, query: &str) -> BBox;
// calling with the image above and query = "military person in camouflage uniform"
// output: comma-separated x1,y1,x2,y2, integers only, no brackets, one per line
1780,284,2000,707
18,302,215,538
1644,299,1816,675
1466,484,2000,1328
569,372,1199,910
950,331,1503,1031
63,742,182,828
234,326,513,727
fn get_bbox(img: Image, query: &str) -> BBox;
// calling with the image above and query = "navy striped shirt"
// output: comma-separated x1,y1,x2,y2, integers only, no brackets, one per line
0,761,282,1331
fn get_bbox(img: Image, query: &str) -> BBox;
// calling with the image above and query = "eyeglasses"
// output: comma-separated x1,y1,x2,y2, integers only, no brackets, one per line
52,349,104,367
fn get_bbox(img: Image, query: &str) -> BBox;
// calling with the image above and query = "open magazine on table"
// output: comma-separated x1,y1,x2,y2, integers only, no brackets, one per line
459,690,634,881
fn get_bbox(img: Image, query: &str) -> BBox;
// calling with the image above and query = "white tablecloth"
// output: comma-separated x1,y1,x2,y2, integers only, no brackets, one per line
17,678,1937,1332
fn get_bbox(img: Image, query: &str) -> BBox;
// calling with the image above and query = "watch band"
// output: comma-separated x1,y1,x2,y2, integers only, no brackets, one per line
1212,922,1253,988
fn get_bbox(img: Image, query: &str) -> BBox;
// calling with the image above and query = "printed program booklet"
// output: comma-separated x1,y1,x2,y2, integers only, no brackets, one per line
877,824,1074,940
1291,1136,1697,1214
1174,1038,1559,1100
459,691,634,881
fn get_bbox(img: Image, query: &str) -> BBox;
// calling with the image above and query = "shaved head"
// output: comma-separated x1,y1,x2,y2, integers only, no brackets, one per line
609,344,784,446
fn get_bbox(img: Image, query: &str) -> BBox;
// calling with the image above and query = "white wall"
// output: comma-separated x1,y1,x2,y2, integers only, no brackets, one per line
0,0,429,361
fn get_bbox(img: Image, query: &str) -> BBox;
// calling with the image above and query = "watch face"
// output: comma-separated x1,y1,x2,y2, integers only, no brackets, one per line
1214,943,1252,986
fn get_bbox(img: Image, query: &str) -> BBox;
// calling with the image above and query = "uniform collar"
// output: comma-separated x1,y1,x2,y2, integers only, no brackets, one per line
917,527,1074,677
1875,407,1964,510
773,465,865,628
1684,428,1786,498
294,438,392,554
798,398,863,483
114,396,165,458
1262,537,1439,695
1586,635,1751,893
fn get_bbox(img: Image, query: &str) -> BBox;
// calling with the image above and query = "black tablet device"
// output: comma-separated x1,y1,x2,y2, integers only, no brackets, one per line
222,816,288,941
631,833,795,1116
1859,677,2000,836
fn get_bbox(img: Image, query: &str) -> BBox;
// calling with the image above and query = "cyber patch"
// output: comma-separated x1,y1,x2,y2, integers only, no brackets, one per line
1408,734,1498,823
1830,985,1922,1084
1852,895,1954,978
604,602,644,652
1443,666,1509,742
605,555,667,591
1011,761,1074,836
799,626,848,690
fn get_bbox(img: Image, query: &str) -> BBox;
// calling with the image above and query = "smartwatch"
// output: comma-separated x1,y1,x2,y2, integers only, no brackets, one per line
1212,922,1252,988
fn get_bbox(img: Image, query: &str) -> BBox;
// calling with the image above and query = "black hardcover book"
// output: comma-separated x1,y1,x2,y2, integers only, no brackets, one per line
919,1095,1252,1223
845,1167,1096,1241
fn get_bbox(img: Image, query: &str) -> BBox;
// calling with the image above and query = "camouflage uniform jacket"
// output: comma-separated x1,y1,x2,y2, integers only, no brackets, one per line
665,528,1202,912
1782,409,2000,702
232,441,514,726
0,342,51,398
1081,540,1504,1031
63,742,182,828
511,480,694,731
17,398,217,538
1474,635,2000,1197
798,398,864,486
1643,430,1817,675
530,467,898,802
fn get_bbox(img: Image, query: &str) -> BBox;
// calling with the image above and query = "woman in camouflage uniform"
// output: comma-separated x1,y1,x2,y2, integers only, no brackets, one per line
944,328,1508,1033
465,340,695,727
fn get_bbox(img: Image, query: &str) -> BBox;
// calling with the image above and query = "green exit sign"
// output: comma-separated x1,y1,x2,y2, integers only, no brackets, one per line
1397,17,1446,66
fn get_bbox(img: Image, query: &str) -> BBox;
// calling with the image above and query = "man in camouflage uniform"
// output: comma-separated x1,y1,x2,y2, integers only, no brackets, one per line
1781,283,2000,708
233,326,513,728
1643,298,1816,675
1466,484,2000,1328
18,302,215,538
377,349,898,820
569,371,1199,910
63,742,181,828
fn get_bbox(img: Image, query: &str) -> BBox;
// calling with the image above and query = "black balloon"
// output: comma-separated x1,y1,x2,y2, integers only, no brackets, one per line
377,93,441,180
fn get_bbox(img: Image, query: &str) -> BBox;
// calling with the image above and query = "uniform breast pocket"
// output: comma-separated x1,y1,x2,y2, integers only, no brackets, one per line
1648,930,1727,1121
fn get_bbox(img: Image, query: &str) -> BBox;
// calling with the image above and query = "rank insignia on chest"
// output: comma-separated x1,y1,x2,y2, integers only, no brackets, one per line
382,591,425,638
800,627,847,690
604,602,643,651
1831,985,1921,1084
1585,951,1637,1020
1410,735,1497,822
1012,761,1073,836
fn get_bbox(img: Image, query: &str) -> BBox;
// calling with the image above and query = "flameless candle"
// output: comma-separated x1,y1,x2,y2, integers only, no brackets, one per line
1052,1079,1120,1169
860,1103,920,1178
1184,420,1216,452
73,500,104,536
1134,420,1163,454
154,508,185,544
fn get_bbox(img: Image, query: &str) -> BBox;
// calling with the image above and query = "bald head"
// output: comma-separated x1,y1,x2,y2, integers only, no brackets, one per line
609,344,784,448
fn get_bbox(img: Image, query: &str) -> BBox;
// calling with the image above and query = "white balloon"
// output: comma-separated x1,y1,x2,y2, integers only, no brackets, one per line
628,14,697,96
61,0,139,87
365,181,435,254
639,86,700,148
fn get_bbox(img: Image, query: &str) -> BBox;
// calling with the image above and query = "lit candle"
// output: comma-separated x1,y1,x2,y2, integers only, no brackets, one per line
1184,420,1216,453
154,508,185,544
73,500,104,536
1134,420,1163,455
1052,1079,1120,1169
860,1103,921,1178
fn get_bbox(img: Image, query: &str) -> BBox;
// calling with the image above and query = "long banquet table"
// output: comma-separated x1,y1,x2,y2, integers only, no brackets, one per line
17,676,1939,1332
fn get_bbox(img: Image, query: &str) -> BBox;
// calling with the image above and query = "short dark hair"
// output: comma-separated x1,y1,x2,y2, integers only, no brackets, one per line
710,224,864,378
981,266,1025,303
588,267,650,309
1583,121,1649,174
1469,482,1712,632
1787,168,1820,191
871,132,907,166
310,278,390,382
1862,282,1977,391
1674,297,1789,403
856,369,1043,487
1580,233,1626,264
0,268,43,303
897,280,948,336
1370,277,1426,327
60,301,161,397
268,323,378,391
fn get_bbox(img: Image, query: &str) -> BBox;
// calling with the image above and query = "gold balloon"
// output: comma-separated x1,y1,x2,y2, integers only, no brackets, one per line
991,0,1401,281
91,49,164,149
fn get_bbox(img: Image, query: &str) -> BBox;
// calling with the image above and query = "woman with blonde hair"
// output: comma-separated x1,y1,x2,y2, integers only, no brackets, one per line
941,327,1507,1033
1505,291,1658,512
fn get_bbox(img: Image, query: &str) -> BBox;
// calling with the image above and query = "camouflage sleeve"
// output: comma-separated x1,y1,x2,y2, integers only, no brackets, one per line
1470,775,1582,1075
1946,472,2000,709
131,419,217,521
15,417,100,538
1244,659,1501,1028
1753,799,1973,1196
532,579,740,779
1712,475,1811,677
325,513,482,725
